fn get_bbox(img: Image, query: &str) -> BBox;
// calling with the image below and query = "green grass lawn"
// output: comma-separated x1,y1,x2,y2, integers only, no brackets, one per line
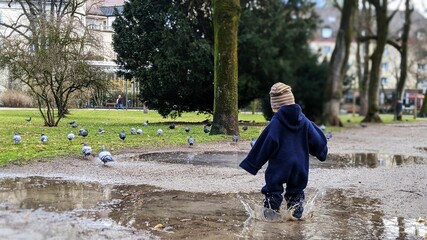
339,112,426,124
1,108,425,166
0,109,267,165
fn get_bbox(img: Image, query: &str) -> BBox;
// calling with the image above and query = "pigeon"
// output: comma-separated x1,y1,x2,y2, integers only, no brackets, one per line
71,123,78,128
188,135,195,146
98,145,113,165
203,126,210,134
360,123,368,128
13,132,21,144
119,130,126,141
130,128,136,135
67,131,75,142
185,127,190,133
242,125,248,132
25,117,31,122
319,124,326,132
40,133,48,144
81,143,92,158
250,138,257,148
68,121,75,125
143,120,148,126
79,128,88,137
136,128,143,134
157,129,164,135
233,133,239,142
169,124,175,130
98,128,105,134
325,131,333,140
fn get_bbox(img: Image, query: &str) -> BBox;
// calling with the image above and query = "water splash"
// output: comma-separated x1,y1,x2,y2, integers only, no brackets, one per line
238,189,322,224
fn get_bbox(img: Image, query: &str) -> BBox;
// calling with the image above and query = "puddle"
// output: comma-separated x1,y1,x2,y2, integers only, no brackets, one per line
130,151,247,168
0,177,425,239
319,153,427,169
130,151,427,169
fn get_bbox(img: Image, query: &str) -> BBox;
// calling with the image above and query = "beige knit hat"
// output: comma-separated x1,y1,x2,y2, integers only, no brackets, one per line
270,82,295,111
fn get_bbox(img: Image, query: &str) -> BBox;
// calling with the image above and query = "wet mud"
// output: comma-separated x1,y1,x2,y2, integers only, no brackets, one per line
0,175,425,239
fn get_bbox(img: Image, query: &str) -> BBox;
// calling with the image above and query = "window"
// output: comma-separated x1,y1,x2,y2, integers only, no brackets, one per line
383,48,389,56
321,27,333,38
381,62,389,71
362,45,368,54
28,44,35,53
322,46,331,55
381,77,388,85
315,0,325,7
417,31,426,40
327,16,336,23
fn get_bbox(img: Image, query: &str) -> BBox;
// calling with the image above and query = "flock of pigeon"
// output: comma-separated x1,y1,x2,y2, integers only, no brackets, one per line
13,118,219,166
13,119,116,165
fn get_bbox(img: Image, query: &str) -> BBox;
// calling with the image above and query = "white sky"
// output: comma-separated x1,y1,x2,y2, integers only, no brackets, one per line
389,0,427,17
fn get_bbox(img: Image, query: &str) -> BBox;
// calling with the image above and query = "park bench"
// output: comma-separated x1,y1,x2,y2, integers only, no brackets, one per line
402,105,414,115
105,102,117,108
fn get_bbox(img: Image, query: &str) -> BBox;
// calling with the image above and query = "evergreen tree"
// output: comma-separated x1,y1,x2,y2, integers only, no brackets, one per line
113,0,214,118
239,0,325,121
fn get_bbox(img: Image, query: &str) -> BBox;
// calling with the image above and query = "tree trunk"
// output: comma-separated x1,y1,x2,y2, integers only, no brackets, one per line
362,0,389,123
323,0,356,127
394,0,413,121
358,0,372,116
359,45,370,116
210,0,240,135
418,92,427,117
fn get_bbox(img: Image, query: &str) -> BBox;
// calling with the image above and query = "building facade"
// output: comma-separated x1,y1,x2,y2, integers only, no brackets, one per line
311,2,427,109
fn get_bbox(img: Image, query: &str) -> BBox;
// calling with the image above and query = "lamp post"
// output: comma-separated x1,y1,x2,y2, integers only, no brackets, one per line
125,78,128,110
131,80,135,108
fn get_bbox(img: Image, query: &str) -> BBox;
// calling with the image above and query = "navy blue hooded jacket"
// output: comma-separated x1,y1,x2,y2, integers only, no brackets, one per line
239,104,328,193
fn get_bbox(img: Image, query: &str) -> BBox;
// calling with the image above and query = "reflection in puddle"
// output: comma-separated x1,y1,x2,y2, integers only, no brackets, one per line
322,153,427,169
130,151,427,169
0,177,425,239
131,151,247,168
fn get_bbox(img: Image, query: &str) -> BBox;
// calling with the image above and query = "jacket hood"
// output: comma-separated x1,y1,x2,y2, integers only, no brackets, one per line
274,104,303,131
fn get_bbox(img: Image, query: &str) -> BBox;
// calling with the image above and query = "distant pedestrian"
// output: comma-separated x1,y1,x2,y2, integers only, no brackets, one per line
116,95,124,110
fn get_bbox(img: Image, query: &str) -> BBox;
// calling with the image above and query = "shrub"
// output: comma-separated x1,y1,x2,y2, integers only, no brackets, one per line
0,90,34,108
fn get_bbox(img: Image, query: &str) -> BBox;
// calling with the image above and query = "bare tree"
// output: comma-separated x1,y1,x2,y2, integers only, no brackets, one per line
385,0,413,120
356,0,373,116
362,0,398,123
323,0,356,126
415,52,427,117
210,0,240,135
0,0,107,126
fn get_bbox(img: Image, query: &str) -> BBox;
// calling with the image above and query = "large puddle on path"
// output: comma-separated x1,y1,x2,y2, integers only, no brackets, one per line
0,177,426,239
130,151,427,169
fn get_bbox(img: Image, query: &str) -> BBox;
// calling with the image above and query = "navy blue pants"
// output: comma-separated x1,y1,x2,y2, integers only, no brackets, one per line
262,187,305,212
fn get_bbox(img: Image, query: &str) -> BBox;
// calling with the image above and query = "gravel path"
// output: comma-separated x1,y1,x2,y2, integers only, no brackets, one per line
1,121,427,239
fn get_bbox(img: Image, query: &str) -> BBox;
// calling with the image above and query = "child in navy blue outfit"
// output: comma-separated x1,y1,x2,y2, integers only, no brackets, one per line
239,82,328,219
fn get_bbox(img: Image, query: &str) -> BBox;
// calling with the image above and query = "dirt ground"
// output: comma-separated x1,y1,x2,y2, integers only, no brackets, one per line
1,121,427,239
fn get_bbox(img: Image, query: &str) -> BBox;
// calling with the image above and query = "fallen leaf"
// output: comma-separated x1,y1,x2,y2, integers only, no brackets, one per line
153,223,164,230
